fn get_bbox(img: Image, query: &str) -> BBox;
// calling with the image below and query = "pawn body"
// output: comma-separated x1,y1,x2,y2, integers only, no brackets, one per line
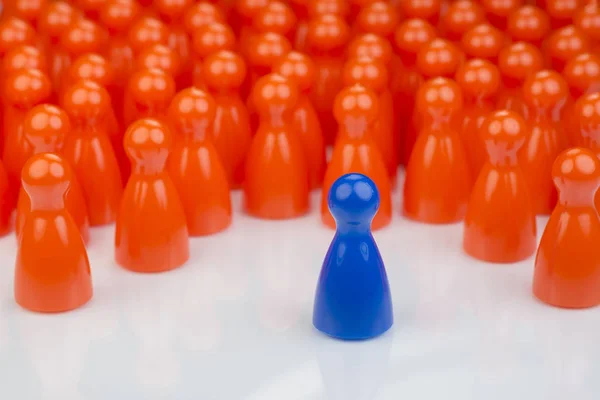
533,148,600,308
313,173,393,340
116,119,189,272
463,111,536,263
15,153,93,313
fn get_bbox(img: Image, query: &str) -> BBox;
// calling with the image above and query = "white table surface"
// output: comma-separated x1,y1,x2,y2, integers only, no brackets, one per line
0,183,599,400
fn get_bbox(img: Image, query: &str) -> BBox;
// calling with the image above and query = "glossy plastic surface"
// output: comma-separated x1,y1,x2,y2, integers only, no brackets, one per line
400,0,441,24
313,173,393,340
463,110,536,263
125,68,176,126
244,73,309,219
461,23,505,62
253,1,297,41
183,2,224,34
545,0,583,29
322,84,391,230
545,25,590,72
481,0,523,29
3,45,47,74
167,88,232,236
533,148,600,308
0,17,36,57
191,22,236,88
355,1,399,39
574,3,600,47
575,93,600,156
440,0,485,42
15,152,93,313
127,16,169,56
116,118,189,272
9,0,48,29
506,5,550,46
416,38,462,79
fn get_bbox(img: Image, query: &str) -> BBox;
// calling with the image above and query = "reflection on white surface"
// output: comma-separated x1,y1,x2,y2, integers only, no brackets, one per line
0,189,599,399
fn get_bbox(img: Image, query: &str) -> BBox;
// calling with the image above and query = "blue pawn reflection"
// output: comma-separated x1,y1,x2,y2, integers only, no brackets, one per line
313,173,393,340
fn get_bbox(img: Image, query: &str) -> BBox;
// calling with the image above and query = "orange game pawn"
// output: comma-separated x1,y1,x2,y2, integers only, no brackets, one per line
574,4,600,51
439,0,485,43
355,1,399,40
116,118,190,272
461,23,505,63
403,77,472,224
463,110,536,263
290,0,309,51
574,92,600,167
128,16,170,58
0,17,36,58
400,0,441,25
233,0,271,53
520,70,569,215
15,153,93,313
3,45,47,75
191,22,236,88
17,104,90,243
545,0,583,30
135,44,182,86
321,84,392,230
125,68,176,126
545,25,591,73
167,88,232,236
10,0,48,31
533,148,600,309
307,0,350,19
506,5,550,48
274,51,325,190
62,80,123,226
481,0,523,30
455,59,502,177
244,73,309,219
254,1,297,43
183,2,225,35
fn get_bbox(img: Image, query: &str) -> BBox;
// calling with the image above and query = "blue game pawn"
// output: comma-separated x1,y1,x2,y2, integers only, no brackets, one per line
313,173,393,340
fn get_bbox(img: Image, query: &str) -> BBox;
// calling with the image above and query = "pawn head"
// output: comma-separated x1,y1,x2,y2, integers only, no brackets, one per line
124,118,172,164
552,148,600,191
13,0,48,25
415,77,464,119
328,173,380,227
251,73,299,115
563,53,600,96
481,110,527,161
128,17,169,55
60,18,105,56
3,45,46,74
574,3,600,42
416,38,462,79
461,23,505,60
69,53,114,87
307,0,350,18
306,14,350,51
23,104,70,152
394,18,438,58
202,50,247,90
183,2,224,34
273,51,315,92
153,0,193,20
333,84,379,127
575,93,600,145
246,32,292,69
442,0,486,38
522,70,569,110
401,0,441,20
235,0,271,19
136,44,181,77
128,68,176,109
347,33,393,65
546,25,591,71
39,1,79,39
21,152,72,201
3,68,51,108
62,79,111,122
546,0,580,22
355,1,399,38
0,17,36,56
100,0,141,32
507,5,550,42
342,56,389,93
455,58,501,99
253,1,297,36
167,87,216,136
497,41,544,82
192,22,236,59
481,0,523,18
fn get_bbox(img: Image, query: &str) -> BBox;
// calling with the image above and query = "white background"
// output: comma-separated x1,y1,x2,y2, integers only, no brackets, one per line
0,186,599,400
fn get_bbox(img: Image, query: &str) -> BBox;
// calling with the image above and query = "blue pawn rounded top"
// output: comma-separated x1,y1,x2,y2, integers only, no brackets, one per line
328,173,380,226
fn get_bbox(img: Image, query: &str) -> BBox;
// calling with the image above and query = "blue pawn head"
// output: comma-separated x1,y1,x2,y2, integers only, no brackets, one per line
328,173,380,228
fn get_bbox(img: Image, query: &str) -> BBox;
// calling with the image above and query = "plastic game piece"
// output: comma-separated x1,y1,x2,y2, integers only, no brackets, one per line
125,68,176,126
347,33,393,67
342,56,397,184
506,5,550,47
166,88,232,236
244,73,309,219
545,0,583,30
455,58,501,177
233,0,270,52
273,51,325,190
574,3,600,50
322,84,392,230
574,93,600,166
533,148,600,309
183,2,225,35
497,42,544,118
403,77,472,224
76,0,106,21
10,0,48,29
520,70,569,215
135,44,182,96
481,0,523,30
440,0,485,42
290,0,310,51
191,22,236,88
128,16,169,57
394,19,438,165
0,17,36,58
355,1,399,40
463,110,536,263
545,25,591,73
0,160,11,236
313,173,393,340
202,50,251,189
306,14,350,144
15,152,93,313
2,45,47,75
2,69,52,209
461,23,505,62
400,0,441,24
17,104,90,243
254,1,297,42
116,118,190,272
307,0,350,18
62,80,123,226
416,38,462,80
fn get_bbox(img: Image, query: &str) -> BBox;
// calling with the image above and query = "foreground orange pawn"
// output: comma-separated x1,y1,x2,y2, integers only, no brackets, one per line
16,105,90,243
533,148,600,309
125,68,176,126
404,77,472,224
191,22,236,88
167,88,232,236
463,110,536,263
545,25,591,72
520,70,569,215
63,80,123,226
273,51,325,190
116,119,190,273
244,74,309,219
455,59,501,177
15,153,93,313
321,84,391,230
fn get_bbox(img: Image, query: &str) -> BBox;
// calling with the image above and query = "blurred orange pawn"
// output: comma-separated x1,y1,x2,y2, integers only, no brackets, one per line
461,23,505,63
16,104,90,243
135,44,182,92
244,74,309,219
0,17,36,58
254,1,297,43
506,5,550,48
574,4,600,51
533,148,600,309
574,94,600,208
545,0,583,30
463,110,536,263
545,25,591,72
400,0,441,25
403,77,472,224
15,153,93,313
167,88,232,236
116,119,190,273
233,0,271,53
481,0,523,30
321,84,391,230
274,51,325,190
125,68,176,126
183,2,225,35
439,0,485,43
191,22,236,88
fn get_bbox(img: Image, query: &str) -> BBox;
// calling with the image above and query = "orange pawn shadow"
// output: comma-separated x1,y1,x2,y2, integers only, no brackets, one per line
167,88,232,236
321,84,392,231
15,153,93,313
116,118,189,273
